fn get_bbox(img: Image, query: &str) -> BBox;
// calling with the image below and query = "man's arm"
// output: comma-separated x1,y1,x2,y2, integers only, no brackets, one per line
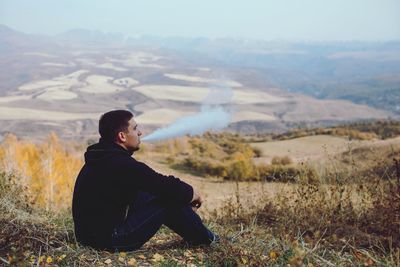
124,158,195,204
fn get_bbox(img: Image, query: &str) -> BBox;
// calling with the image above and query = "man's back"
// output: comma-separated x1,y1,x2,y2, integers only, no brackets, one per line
72,139,193,249
72,140,136,249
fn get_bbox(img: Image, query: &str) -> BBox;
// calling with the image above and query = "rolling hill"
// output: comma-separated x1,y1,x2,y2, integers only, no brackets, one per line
0,25,398,140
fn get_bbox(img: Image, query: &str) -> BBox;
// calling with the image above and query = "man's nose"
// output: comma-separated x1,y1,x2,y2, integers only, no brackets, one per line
138,130,142,136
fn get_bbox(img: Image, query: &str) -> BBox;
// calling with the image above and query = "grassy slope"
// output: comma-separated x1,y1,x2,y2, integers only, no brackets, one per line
250,135,353,163
1,134,399,266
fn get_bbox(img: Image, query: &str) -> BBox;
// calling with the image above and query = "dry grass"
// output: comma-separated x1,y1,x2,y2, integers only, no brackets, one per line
251,135,362,164
0,95,32,103
37,89,78,101
1,133,399,266
18,70,88,92
132,85,210,103
96,63,128,72
18,80,67,91
1,169,398,266
231,90,286,105
231,111,276,123
281,97,389,121
79,75,124,94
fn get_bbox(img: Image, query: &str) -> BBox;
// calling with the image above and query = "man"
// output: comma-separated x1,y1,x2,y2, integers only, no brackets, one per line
72,110,217,251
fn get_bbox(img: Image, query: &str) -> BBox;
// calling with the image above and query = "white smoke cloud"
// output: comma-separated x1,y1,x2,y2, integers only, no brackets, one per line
141,85,232,142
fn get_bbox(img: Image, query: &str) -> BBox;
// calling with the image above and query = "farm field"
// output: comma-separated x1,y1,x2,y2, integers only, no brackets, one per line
0,107,100,120
131,85,286,105
164,73,242,87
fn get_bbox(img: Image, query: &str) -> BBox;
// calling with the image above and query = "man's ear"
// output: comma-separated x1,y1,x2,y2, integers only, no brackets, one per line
116,132,126,143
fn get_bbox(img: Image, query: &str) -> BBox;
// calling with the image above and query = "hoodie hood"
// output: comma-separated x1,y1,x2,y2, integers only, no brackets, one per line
84,138,133,164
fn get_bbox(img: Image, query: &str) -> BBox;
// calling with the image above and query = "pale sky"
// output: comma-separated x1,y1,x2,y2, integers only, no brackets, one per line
0,0,399,41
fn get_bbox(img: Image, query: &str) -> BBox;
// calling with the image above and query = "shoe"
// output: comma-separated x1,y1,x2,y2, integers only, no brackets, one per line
211,234,220,244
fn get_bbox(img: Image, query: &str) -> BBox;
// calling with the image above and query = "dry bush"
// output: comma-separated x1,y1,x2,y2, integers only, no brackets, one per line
165,133,260,181
175,152,259,181
209,143,400,264
0,172,33,220
271,155,293,165
0,171,74,264
176,156,228,178
0,133,83,211
256,164,299,183
271,120,400,141
225,152,257,181
1,141,400,266
251,146,263,157
256,162,318,183
254,162,400,252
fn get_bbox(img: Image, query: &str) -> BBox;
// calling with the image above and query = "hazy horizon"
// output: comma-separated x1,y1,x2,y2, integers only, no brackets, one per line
1,0,399,42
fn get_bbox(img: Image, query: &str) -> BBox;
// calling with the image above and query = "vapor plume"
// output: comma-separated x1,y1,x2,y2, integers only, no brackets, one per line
141,85,232,142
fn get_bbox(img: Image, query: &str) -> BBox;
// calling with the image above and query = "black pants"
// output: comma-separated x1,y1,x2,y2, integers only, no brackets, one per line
111,192,216,251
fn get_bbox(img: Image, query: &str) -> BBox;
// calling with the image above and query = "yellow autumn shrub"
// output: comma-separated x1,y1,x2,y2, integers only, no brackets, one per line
0,133,83,211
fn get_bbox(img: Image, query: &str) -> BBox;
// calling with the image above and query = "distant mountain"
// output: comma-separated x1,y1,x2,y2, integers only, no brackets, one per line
0,24,20,36
57,29,126,46
0,25,31,51
0,25,398,139
0,24,55,52
173,40,400,115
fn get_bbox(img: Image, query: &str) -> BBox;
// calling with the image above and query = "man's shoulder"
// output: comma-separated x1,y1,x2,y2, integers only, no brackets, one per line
111,154,143,168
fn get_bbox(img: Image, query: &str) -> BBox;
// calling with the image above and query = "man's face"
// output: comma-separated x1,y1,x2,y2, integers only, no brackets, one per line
122,118,142,153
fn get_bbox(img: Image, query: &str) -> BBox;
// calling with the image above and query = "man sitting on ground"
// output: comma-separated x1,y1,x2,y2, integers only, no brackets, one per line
72,110,217,251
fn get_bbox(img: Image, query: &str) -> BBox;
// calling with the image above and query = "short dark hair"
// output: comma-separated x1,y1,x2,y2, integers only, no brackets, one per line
99,110,133,141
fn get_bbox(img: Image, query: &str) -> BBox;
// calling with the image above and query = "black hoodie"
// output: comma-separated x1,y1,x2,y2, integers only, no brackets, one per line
72,138,193,249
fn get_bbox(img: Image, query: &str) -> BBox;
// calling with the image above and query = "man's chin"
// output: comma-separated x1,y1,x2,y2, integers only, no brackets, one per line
126,145,140,154
132,146,140,153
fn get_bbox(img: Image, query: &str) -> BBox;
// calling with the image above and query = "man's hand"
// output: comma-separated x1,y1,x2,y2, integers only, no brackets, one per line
191,190,202,212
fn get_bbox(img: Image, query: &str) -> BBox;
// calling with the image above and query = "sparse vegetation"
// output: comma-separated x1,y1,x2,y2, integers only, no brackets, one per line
247,120,400,142
145,133,260,181
255,163,318,183
271,156,293,166
1,129,399,266
0,133,83,211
